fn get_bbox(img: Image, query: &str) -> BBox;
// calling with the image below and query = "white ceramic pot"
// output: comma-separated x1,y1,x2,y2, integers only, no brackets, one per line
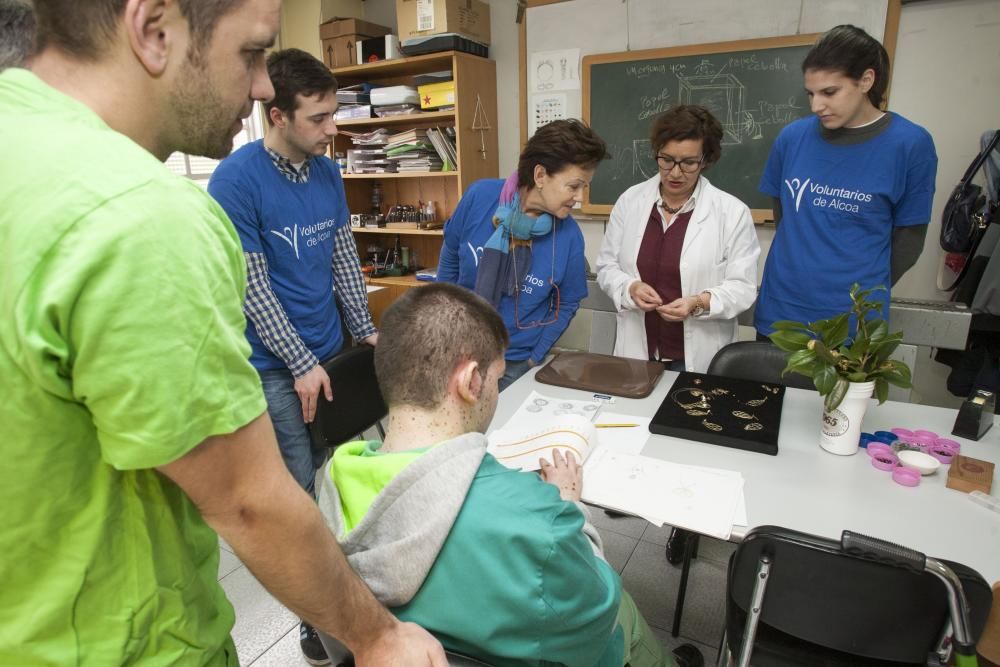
820,380,876,456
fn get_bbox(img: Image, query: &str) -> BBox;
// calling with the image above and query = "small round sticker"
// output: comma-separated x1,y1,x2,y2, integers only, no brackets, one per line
822,409,849,437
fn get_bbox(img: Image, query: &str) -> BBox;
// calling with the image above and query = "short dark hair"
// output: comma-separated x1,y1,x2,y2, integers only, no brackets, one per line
517,119,609,189
31,0,246,61
802,24,890,109
265,48,339,124
649,105,723,167
375,283,509,409
0,0,34,70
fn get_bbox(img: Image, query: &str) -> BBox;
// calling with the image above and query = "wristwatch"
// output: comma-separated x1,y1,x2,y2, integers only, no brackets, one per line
690,293,708,317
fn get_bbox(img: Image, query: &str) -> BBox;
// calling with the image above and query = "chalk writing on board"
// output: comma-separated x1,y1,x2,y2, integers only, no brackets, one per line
602,59,804,186
638,88,671,121
586,39,816,209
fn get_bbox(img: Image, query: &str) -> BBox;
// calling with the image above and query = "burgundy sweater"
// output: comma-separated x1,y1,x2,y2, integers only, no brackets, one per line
635,204,692,361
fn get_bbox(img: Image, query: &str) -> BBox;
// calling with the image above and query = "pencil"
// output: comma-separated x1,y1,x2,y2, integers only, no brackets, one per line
595,423,639,428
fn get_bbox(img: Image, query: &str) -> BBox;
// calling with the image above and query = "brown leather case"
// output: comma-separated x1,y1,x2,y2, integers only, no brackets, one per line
534,351,665,399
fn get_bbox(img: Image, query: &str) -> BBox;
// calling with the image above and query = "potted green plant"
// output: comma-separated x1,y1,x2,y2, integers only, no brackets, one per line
768,283,912,455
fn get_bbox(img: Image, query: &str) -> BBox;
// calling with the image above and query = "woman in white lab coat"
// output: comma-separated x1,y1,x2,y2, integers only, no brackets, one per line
596,105,760,374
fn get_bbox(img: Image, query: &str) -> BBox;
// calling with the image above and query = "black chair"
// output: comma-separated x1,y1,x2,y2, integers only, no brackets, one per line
309,344,387,450
669,342,817,639
718,525,993,667
317,633,494,667
706,341,816,391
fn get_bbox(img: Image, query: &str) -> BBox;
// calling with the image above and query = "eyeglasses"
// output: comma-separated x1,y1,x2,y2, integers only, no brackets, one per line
512,224,560,330
655,154,704,173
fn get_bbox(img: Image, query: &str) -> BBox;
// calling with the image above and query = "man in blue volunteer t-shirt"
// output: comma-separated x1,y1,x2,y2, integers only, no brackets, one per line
209,48,375,665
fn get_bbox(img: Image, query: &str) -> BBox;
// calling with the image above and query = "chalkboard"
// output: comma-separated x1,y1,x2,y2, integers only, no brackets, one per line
582,34,821,216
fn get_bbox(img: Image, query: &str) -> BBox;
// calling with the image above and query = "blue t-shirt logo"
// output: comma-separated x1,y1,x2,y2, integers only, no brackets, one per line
269,224,300,259
784,177,811,211
465,241,484,267
784,177,876,214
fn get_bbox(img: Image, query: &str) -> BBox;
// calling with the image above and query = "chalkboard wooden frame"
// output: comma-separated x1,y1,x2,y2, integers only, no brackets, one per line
581,33,821,219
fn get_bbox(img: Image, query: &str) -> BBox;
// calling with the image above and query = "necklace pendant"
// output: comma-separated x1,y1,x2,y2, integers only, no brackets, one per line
702,419,723,432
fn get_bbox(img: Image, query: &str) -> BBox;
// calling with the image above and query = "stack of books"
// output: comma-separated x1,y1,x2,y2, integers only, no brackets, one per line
343,128,395,174
334,85,375,120
334,105,373,120
425,127,458,171
336,84,373,105
385,129,441,173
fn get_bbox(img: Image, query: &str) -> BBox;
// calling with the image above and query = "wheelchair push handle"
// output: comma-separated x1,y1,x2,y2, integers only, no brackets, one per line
841,531,927,572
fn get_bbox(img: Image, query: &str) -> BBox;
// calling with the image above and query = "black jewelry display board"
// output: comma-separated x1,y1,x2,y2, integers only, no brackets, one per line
650,372,785,456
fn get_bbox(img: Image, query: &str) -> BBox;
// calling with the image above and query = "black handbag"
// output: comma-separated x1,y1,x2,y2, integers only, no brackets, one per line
941,130,1000,253
940,130,1000,290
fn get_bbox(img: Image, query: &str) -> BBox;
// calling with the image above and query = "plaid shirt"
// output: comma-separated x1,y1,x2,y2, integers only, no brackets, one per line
264,145,311,183
242,149,375,378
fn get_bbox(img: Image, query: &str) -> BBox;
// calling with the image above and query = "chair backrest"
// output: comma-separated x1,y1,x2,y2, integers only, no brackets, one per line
309,344,387,449
726,525,993,666
707,341,816,391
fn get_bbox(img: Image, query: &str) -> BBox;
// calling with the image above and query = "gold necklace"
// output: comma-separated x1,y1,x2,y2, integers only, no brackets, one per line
671,388,711,415
675,384,773,433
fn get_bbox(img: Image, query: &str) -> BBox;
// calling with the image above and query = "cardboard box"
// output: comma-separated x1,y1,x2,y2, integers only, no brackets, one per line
396,0,491,45
356,35,401,64
418,80,455,109
319,18,391,68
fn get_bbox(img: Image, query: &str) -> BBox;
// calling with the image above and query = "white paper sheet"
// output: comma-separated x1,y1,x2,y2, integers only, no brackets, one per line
528,93,567,136
593,412,651,456
529,49,581,92
582,450,745,540
502,390,602,430
488,414,596,472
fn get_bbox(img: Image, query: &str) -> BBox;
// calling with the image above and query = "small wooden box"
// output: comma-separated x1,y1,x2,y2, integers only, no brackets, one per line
946,455,995,495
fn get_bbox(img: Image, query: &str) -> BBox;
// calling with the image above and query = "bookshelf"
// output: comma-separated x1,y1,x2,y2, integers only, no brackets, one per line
331,51,499,319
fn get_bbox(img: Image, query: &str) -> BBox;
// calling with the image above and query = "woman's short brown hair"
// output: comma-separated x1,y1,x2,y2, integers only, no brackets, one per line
649,105,723,168
517,119,609,189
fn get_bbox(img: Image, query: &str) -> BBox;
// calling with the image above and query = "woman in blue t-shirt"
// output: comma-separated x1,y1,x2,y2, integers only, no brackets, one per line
437,120,609,390
755,24,937,337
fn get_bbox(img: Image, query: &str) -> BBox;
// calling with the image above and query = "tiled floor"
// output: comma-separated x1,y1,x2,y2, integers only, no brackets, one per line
220,509,731,666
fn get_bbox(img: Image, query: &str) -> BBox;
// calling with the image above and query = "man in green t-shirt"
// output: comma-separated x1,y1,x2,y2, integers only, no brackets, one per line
0,1,445,665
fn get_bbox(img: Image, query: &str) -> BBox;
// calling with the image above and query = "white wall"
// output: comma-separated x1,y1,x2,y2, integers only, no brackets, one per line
361,0,397,33
888,0,1000,300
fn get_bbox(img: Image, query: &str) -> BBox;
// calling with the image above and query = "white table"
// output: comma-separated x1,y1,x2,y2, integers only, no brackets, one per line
491,367,1000,585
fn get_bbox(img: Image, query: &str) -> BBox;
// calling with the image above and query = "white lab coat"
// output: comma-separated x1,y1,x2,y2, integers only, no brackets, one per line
595,174,760,372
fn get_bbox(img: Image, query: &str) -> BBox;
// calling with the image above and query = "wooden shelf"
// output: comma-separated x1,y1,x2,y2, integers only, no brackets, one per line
337,110,455,128
352,227,444,236
335,50,495,318
332,52,466,79
342,171,459,180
